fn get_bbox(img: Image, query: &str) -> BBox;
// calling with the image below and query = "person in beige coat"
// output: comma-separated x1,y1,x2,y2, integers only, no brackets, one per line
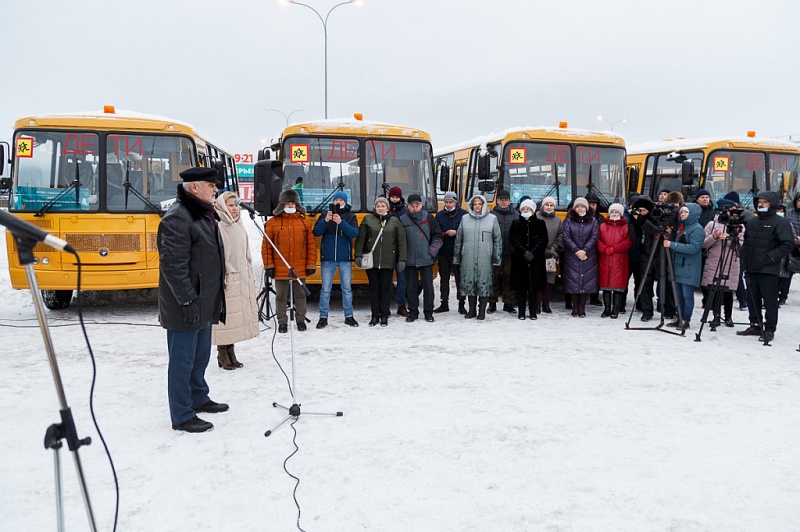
212,192,260,369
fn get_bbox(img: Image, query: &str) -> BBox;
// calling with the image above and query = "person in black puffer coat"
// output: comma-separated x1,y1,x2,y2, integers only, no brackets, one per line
509,199,548,320
736,191,795,342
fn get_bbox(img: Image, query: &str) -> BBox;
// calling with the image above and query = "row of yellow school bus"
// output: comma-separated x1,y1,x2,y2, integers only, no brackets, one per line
1,107,799,304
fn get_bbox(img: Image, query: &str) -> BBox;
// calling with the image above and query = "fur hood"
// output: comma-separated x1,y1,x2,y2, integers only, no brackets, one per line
273,188,307,216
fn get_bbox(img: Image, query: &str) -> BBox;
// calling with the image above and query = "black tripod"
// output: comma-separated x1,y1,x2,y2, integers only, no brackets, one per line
694,224,743,341
626,231,686,336
256,268,276,325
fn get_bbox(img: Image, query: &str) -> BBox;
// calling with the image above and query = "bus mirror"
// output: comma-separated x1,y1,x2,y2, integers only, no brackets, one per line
438,164,450,191
0,142,7,175
258,147,271,161
0,177,10,194
214,160,227,189
254,160,283,215
478,180,495,193
628,166,639,194
477,154,490,180
681,161,694,185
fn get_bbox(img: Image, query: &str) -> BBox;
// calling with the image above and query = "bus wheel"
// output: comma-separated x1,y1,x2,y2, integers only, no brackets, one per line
41,290,73,310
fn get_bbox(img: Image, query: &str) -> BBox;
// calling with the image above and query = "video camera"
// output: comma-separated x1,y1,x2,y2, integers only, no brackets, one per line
650,202,679,229
717,205,746,228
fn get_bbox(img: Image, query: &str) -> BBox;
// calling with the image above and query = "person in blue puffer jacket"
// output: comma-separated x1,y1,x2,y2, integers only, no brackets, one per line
663,202,704,329
313,191,359,329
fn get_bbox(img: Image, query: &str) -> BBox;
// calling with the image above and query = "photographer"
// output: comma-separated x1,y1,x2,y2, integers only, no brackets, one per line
662,203,704,329
736,191,795,342
628,196,660,321
701,198,744,327
313,191,359,329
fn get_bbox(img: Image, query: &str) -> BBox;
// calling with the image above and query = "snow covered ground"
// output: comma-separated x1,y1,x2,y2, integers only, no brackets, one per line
1,221,800,531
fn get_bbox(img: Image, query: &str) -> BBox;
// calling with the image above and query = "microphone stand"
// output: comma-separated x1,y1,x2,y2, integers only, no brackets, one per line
242,209,276,324
242,209,342,437
9,232,97,531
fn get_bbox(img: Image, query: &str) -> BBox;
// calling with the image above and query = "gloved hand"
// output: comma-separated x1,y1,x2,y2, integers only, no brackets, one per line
605,246,615,255
355,257,363,269
182,300,200,324
266,268,275,278
396,260,406,273
523,251,534,262
306,269,316,277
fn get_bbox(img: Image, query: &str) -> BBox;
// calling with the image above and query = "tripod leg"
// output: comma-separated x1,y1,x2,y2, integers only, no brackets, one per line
626,236,659,327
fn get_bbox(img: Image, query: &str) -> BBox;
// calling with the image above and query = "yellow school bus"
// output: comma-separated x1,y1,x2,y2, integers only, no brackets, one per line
627,132,800,206
255,115,435,284
4,106,238,309
434,123,627,218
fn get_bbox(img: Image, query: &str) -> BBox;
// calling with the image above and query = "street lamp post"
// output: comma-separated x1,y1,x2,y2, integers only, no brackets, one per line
596,115,626,131
266,107,306,126
283,0,363,119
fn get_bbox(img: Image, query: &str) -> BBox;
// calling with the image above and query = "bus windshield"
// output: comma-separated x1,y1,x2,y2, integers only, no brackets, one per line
704,150,800,207
503,143,572,209
366,140,433,211
575,145,627,206
11,130,195,212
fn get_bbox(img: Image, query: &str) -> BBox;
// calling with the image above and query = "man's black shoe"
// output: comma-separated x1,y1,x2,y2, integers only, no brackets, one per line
368,317,379,327
424,313,434,322
641,313,653,322
458,301,467,315
405,314,418,322
433,303,449,313
737,325,761,336
316,318,328,329
278,323,288,333
195,400,229,414
297,321,307,331
502,304,516,313
344,316,359,327
487,302,497,313
172,416,213,433
760,330,775,343
380,317,388,327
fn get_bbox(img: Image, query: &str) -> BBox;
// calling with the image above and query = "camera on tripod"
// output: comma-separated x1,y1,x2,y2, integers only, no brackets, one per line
650,202,679,231
717,205,745,230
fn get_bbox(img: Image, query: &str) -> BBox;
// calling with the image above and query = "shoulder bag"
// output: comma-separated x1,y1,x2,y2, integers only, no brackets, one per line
357,224,384,269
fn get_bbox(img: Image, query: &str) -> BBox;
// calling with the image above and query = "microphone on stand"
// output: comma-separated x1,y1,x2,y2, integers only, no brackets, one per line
0,209,75,253
234,198,259,216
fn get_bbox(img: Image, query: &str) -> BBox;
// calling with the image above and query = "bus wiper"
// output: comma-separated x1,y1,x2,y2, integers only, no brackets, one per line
740,170,759,209
123,161,163,214
585,167,611,210
35,160,83,217
538,164,561,207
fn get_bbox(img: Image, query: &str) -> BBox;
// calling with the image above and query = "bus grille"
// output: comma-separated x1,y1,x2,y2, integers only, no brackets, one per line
64,233,142,252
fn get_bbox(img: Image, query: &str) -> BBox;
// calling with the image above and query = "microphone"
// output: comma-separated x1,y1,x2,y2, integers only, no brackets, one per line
234,198,258,216
0,209,76,253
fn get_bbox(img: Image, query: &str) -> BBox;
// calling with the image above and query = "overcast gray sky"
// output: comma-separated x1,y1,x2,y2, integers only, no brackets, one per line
3,0,799,157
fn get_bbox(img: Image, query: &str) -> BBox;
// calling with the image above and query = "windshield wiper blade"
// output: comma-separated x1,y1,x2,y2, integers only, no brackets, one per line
35,160,83,217
123,161,163,215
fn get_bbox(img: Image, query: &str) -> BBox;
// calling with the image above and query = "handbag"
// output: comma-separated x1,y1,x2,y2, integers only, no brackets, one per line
545,257,558,273
357,225,384,270
788,248,800,273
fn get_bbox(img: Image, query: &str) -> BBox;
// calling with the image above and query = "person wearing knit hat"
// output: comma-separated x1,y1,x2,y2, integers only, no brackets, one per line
313,189,359,329
355,196,407,327
489,189,519,313
263,187,317,334
387,188,409,315
536,195,564,314
723,191,741,205
399,193,444,322
562,197,599,317
628,195,662,321
509,196,548,320
632,196,655,212
597,202,633,319
434,191,468,313
700,198,744,328
694,189,716,229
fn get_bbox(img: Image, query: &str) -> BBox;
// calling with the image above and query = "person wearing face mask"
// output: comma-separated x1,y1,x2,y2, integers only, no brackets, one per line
597,203,633,319
434,191,468,314
535,196,563,313
212,192,260,370
562,197,599,317
736,191,795,343
262,189,317,333
509,199,548,320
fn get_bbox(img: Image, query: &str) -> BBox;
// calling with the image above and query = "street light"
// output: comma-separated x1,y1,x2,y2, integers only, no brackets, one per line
282,0,363,118
266,107,306,125
596,115,626,131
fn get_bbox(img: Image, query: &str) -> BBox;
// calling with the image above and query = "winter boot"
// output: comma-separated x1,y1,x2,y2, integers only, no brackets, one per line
589,292,603,306
577,293,588,317
433,302,449,313
217,345,235,370
465,296,478,319
601,292,612,318
528,292,538,320
227,344,243,368
477,297,488,320
610,293,624,319
709,314,721,328
457,298,467,315
487,301,497,313
397,305,409,317
570,294,579,317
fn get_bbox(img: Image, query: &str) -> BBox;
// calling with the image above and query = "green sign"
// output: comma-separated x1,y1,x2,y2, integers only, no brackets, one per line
237,164,254,180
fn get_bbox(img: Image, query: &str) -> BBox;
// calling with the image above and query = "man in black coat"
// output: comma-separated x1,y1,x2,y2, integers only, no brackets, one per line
628,196,661,321
158,167,228,433
736,191,795,343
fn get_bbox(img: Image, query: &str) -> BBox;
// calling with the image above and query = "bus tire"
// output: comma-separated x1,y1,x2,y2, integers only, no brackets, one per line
42,290,73,310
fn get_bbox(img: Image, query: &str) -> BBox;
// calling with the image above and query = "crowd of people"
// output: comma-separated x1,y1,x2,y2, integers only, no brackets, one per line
156,170,800,432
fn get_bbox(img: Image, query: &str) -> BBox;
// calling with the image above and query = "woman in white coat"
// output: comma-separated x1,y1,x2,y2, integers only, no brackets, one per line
212,192,260,369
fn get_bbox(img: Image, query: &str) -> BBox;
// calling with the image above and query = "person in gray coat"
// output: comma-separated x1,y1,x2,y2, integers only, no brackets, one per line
453,194,503,320
158,167,228,433
399,194,443,322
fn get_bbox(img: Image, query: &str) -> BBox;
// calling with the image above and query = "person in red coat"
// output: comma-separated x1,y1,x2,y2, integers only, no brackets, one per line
597,203,633,318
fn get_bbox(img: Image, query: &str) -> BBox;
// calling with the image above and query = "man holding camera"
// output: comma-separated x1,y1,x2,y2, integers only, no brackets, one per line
737,191,795,343
313,191,359,329
628,196,659,321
